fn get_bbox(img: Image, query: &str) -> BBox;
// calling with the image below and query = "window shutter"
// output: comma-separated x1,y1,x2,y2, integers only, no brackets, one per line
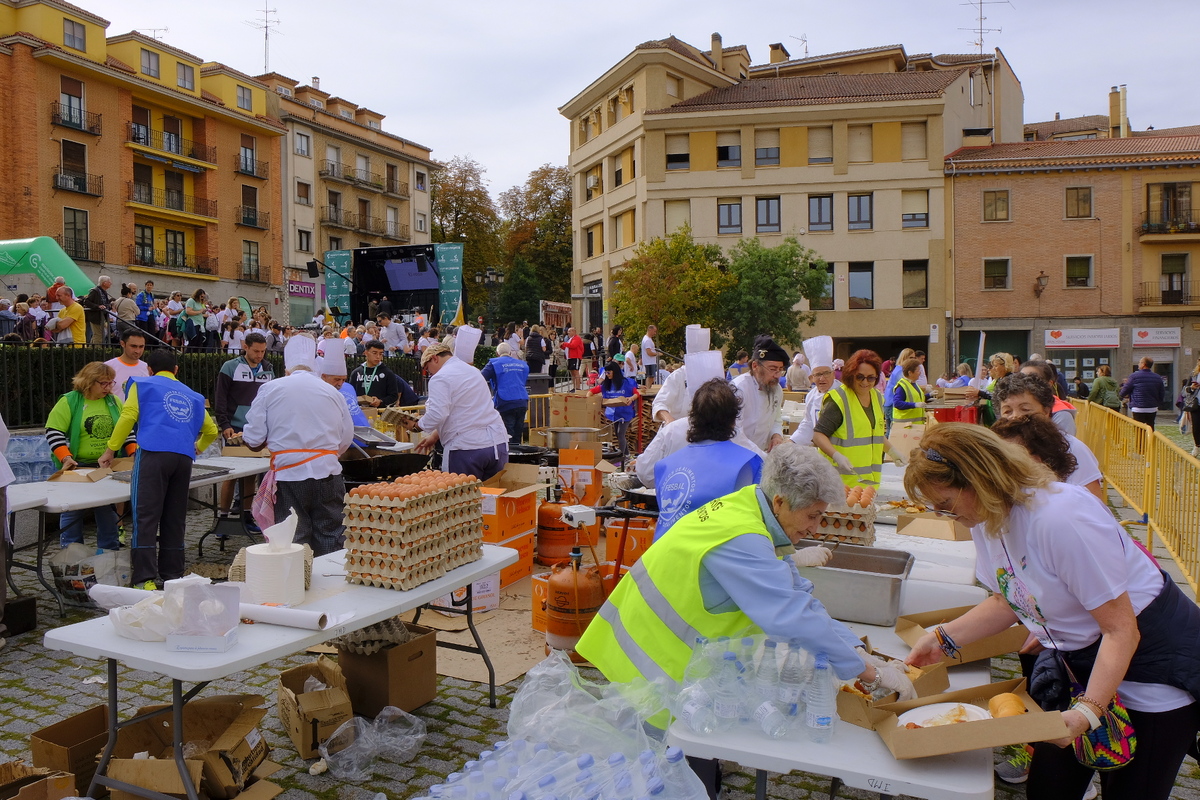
902,190,929,214
901,122,927,160
848,126,873,162
1162,254,1187,274
808,127,833,160
754,129,780,148
716,131,739,147
665,200,690,232
60,76,83,96
666,134,689,154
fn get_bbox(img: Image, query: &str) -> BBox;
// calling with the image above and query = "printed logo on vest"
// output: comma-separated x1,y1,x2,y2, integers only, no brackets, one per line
162,390,195,423
659,466,696,520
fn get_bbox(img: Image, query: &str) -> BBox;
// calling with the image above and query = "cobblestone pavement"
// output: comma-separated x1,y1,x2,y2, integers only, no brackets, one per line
2,488,1198,800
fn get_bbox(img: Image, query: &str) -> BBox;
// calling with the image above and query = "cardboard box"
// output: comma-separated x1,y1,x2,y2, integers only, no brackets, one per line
481,465,545,543
31,705,107,796
221,445,270,458
603,518,656,568
432,572,500,615
498,529,535,588
885,422,926,462
895,511,972,541
2,596,36,636
531,572,549,633
873,678,1068,759
108,694,269,800
336,623,437,718
277,658,353,760
548,392,603,429
0,763,76,800
836,657,950,730
558,448,617,507
895,606,1030,664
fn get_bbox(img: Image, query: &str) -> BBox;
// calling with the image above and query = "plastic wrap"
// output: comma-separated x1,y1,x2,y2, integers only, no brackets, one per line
318,706,426,781
108,594,177,641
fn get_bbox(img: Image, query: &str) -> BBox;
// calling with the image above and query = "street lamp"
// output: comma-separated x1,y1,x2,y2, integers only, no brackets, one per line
474,267,505,329
1034,270,1050,298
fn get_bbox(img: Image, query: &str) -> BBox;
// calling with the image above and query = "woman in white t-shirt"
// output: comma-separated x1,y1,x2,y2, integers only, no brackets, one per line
904,423,1200,800
222,321,245,353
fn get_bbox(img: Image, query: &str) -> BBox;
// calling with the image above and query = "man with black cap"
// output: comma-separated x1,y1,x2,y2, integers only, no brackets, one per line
731,335,788,452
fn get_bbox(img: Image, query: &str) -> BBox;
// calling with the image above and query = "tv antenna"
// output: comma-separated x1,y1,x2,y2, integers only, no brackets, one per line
136,28,169,40
243,1,282,74
958,0,1012,55
788,33,809,58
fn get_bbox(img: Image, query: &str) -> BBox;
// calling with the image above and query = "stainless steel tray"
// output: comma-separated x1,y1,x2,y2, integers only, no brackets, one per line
109,464,232,483
794,541,914,626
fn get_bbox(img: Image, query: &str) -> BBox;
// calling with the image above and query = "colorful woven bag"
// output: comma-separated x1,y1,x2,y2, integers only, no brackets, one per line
1061,655,1137,770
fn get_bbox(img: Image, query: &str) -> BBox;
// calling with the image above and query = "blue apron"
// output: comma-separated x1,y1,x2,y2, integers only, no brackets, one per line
653,440,763,539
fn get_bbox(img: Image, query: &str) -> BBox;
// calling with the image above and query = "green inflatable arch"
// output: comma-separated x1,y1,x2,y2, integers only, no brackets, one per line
0,236,95,296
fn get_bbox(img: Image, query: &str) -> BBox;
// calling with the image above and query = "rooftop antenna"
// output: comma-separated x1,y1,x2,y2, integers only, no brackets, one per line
136,28,168,40
958,0,1012,55
788,33,809,58
243,1,281,74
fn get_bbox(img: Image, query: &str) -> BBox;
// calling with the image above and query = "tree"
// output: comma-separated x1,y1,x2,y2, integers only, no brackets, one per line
498,164,572,301
429,155,504,318
610,226,735,356
496,256,543,324
716,237,829,353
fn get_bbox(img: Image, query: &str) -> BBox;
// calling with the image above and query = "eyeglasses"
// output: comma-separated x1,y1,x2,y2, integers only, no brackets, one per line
98,380,116,387
853,373,879,384
810,369,833,379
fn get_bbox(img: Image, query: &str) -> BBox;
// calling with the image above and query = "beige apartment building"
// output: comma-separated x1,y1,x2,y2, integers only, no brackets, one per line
559,37,1023,367
947,135,1200,396
256,73,436,326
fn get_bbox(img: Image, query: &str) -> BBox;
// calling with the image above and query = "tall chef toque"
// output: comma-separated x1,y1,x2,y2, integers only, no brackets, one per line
319,347,347,377
284,333,317,373
752,335,789,366
803,335,834,370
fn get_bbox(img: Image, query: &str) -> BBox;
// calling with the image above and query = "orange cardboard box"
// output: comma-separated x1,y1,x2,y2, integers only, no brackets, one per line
499,529,535,588
557,448,616,507
603,518,656,568
481,464,545,543
531,572,549,633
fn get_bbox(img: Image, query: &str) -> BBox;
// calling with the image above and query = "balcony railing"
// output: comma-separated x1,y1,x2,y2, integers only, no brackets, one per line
236,206,270,229
51,168,103,196
321,205,350,227
50,102,102,135
53,235,105,263
384,178,410,197
1136,280,1200,307
382,222,411,241
350,168,385,189
127,245,216,275
237,262,265,283
1139,210,1200,235
354,213,386,235
127,182,218,218
235,155,270,179
126,123,217,164
318,160,385,190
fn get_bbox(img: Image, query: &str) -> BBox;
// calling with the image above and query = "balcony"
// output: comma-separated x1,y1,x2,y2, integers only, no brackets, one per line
382,222,410,241
235,155,270,179
127,182,218,219
354,213,386,235
127,245,216,275
1138,210,1200,241
126,123,217,165
1136,280,1200,307
53,236,105,263
50,102,101,135
51,168,103,196
318,160,385,190
321,205,351,228
384,178,410,198
236,206,270,229
237,262,266,283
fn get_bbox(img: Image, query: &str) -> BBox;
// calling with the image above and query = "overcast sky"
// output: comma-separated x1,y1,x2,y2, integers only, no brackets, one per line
81,0,1200,199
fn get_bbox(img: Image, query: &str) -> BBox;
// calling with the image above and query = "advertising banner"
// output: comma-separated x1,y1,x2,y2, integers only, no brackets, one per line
287,280,316,298
1132,327,1181,347
1043,328,1120,349
322,250,352,325
434,242,464,325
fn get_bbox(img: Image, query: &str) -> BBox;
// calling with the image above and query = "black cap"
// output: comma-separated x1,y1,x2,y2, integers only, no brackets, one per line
752,336,789,366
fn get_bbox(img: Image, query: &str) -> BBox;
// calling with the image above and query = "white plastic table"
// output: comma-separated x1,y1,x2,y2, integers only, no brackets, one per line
668,582,995,800
4,486,47,596
45,545,518,800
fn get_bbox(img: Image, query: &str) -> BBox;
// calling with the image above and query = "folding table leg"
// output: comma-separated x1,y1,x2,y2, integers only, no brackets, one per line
755,769,767,800
87,659,121,799
828,776,844,799
172,680,201,800
461,583,498,708
36,512,65,617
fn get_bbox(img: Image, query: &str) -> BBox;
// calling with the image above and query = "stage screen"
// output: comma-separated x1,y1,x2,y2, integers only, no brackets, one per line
382,257,439,291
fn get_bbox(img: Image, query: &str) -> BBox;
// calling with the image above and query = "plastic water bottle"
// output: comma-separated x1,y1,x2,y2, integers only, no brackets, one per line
756,639,780,702
778,639,808,718
491,778,508,799
642,775,666,796
682,636,712,684
734,660,753,726
609,772,636,799
805,653,838,743
739,637,759,680
660,747,693,793
751,696,790,739
711,652,742,731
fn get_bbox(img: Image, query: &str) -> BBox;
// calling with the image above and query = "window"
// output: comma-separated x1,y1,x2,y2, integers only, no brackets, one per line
242,184,258,211
1065,256,1093,288
61,140,86,180
717,199,742,234
848,193,873,230
902,190,929,228
165,230,185,267
296,181,311,205
613,147,633,188
63,208,88,259
295,132,311,157
329,236,342,251
716,132,741,167
162,116,181,154
356,153,370,177
297,229,312,252
1146,182,1191,227
756,197,781,233
131,106,150,145
242,241,260,280
808,127,833,164
240,135,256,173
585,224,603,258
59,76,84,127
812,264,835,310
755,129,780,166
176,63,194,90
63,18,85,51
368,120,380,130
340,110,353,119
664,199,690,233
327,189,341,209
612,210,635,249
310,98,324,109
1162,254,1188,301
134,224,154,264
848,262,874,309
325,144,340,167
386,206,400,237
164,171,184,210
1066,187,1092,219
358,198,371,224
983,190,1010,221
132,163,152,203
809,195,833,231
140,49,159,78
666,75,683,97
276,85,292,97
416,212,427,233
584,165,603,201
848,125,873,163
901,122,927,161
415,171,427,191
236,85,252,111
984,258,1011,290
666,134,690,170
903,260,928,308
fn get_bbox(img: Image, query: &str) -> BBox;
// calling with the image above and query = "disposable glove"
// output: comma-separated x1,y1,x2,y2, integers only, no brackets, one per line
855,647,888,670
915,402,926,409
875,662,917,701
832,452,855,475
886,446,906,466
792,546,833,568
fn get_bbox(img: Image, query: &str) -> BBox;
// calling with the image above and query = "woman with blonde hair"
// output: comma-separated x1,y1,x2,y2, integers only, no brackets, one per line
964,351,1015,425
882,347,916,435
904,423,1200,800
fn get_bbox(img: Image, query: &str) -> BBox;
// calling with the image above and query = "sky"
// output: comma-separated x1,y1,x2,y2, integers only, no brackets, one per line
78,0,1200,199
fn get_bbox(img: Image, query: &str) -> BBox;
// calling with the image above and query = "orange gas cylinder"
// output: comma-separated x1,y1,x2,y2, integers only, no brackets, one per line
545,554,604,654
537,488,580,566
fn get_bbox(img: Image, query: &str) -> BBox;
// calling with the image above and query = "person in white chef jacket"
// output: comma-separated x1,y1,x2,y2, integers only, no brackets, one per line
730,335,789,452
790,335,841,447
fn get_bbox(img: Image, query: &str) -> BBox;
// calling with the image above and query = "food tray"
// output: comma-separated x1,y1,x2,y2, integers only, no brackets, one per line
794,541,914,626
109,464,231,483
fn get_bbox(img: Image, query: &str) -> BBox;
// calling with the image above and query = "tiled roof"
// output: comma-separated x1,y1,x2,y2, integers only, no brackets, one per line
200,61,266,87
256,71,299,85
930,53,991,64
105,54,134,74
1133,124,1200,137
24,0,109,26
946,136,1200,170
649,70,962,114
200,89,225,107
1023,115,1109,139
106,31,203,65
634,36,713,68
748,44,905,73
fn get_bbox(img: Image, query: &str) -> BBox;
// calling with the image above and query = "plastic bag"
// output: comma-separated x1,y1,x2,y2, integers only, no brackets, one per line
171,582,240,637
109,594,178,641
49,545,131,604
303,676,328,694
319,706,426,781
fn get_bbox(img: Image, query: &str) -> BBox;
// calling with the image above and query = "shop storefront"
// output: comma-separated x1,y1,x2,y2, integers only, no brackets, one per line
1132,327,1182,409
584,281,603,333
1042,327,1119,386
287,279,319,327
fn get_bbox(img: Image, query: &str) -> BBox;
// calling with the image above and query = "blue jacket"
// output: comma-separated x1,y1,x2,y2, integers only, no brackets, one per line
481,357,530,413
1119,368,1165,409
135,290,155,322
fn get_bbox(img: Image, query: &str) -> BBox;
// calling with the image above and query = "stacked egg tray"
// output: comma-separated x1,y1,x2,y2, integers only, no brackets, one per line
342,472,484,591
814,501,877,546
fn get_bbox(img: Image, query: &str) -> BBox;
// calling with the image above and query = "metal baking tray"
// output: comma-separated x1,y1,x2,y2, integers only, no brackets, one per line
794,541,915,626
353,426,407,447
109,464,232,483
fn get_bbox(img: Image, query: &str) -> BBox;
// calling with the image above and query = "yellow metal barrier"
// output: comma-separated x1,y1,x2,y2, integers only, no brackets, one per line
1077,401,1153,517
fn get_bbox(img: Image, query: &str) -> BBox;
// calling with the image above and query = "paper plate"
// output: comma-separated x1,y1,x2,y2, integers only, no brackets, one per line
896,702,991,727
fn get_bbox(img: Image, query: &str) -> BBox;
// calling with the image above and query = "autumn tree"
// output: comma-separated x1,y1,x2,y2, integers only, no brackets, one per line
497,256,543,324
716,237,829,353
430,155,504,317
609,226,735,356
498,164,572,301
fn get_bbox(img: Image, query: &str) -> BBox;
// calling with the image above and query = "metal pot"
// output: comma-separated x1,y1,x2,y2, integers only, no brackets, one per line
539,427,600,450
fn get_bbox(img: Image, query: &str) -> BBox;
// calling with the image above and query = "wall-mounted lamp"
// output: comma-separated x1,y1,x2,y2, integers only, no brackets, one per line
1034,271,1050,298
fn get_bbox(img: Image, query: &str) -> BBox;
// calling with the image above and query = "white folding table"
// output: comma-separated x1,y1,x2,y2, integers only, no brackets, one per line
44,545,518,800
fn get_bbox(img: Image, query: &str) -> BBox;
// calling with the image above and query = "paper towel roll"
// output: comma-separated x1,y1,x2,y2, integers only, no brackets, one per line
246,543,306,606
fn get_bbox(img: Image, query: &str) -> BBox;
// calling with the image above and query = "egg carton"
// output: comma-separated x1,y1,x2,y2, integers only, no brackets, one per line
329,617,416,655
345,542,446,572
347,561,447,591
342,522,445,545
342,507,456,534
823,501,878,523
812,516,875,546
444,543,482,570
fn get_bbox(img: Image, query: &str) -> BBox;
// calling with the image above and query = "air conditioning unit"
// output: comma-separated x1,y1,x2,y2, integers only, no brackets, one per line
586,176,599,189
55,173,77,190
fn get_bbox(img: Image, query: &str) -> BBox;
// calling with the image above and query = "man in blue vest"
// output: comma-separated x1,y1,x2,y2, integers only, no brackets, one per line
101,349,217,589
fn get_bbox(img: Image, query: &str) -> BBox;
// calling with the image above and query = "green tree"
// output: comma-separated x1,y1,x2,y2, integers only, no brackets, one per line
716,237,829,353
610,226,735,356
496,256,543,324
498,164,572,302
429,155,504,319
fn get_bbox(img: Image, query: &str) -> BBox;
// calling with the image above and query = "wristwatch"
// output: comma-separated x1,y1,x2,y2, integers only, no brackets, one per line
859,672,882,694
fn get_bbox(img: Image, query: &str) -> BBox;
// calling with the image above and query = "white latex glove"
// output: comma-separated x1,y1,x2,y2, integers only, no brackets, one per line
887,447,906,466
855,647,888,670
792,546,833,568
831,452,854,475
915,402,926,409
876,662,917,701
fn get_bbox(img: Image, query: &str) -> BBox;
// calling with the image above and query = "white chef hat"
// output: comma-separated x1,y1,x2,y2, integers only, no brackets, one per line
320,347,347,377
284,333,317,373
803,335,834,369
685,325,710,355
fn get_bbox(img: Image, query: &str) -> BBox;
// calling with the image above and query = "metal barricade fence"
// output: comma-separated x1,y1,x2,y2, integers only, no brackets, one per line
1147,434,1200,598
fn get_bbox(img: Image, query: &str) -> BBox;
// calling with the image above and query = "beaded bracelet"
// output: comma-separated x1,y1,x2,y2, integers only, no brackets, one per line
934,625,960,659
1076,695,1109,714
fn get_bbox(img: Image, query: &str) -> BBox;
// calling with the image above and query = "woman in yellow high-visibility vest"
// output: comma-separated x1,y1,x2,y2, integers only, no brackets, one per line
891,359,930,421
812,349,908,486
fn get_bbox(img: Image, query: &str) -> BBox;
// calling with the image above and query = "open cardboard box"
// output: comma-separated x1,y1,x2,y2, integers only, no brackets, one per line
48,458,133,482
481,464,546,543
558,447,617,507
277,657,353,760
0,763,76,800
337,622,437,718
30,705,108,796
548,392,603,429
836,646,950,730
222,445,270,458
895,512,972,541
873,678,1068,759
895,605,1030,664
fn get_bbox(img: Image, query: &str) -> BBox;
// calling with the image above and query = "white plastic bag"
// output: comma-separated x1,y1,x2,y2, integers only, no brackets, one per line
319,706,425,781
109,595,178,641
